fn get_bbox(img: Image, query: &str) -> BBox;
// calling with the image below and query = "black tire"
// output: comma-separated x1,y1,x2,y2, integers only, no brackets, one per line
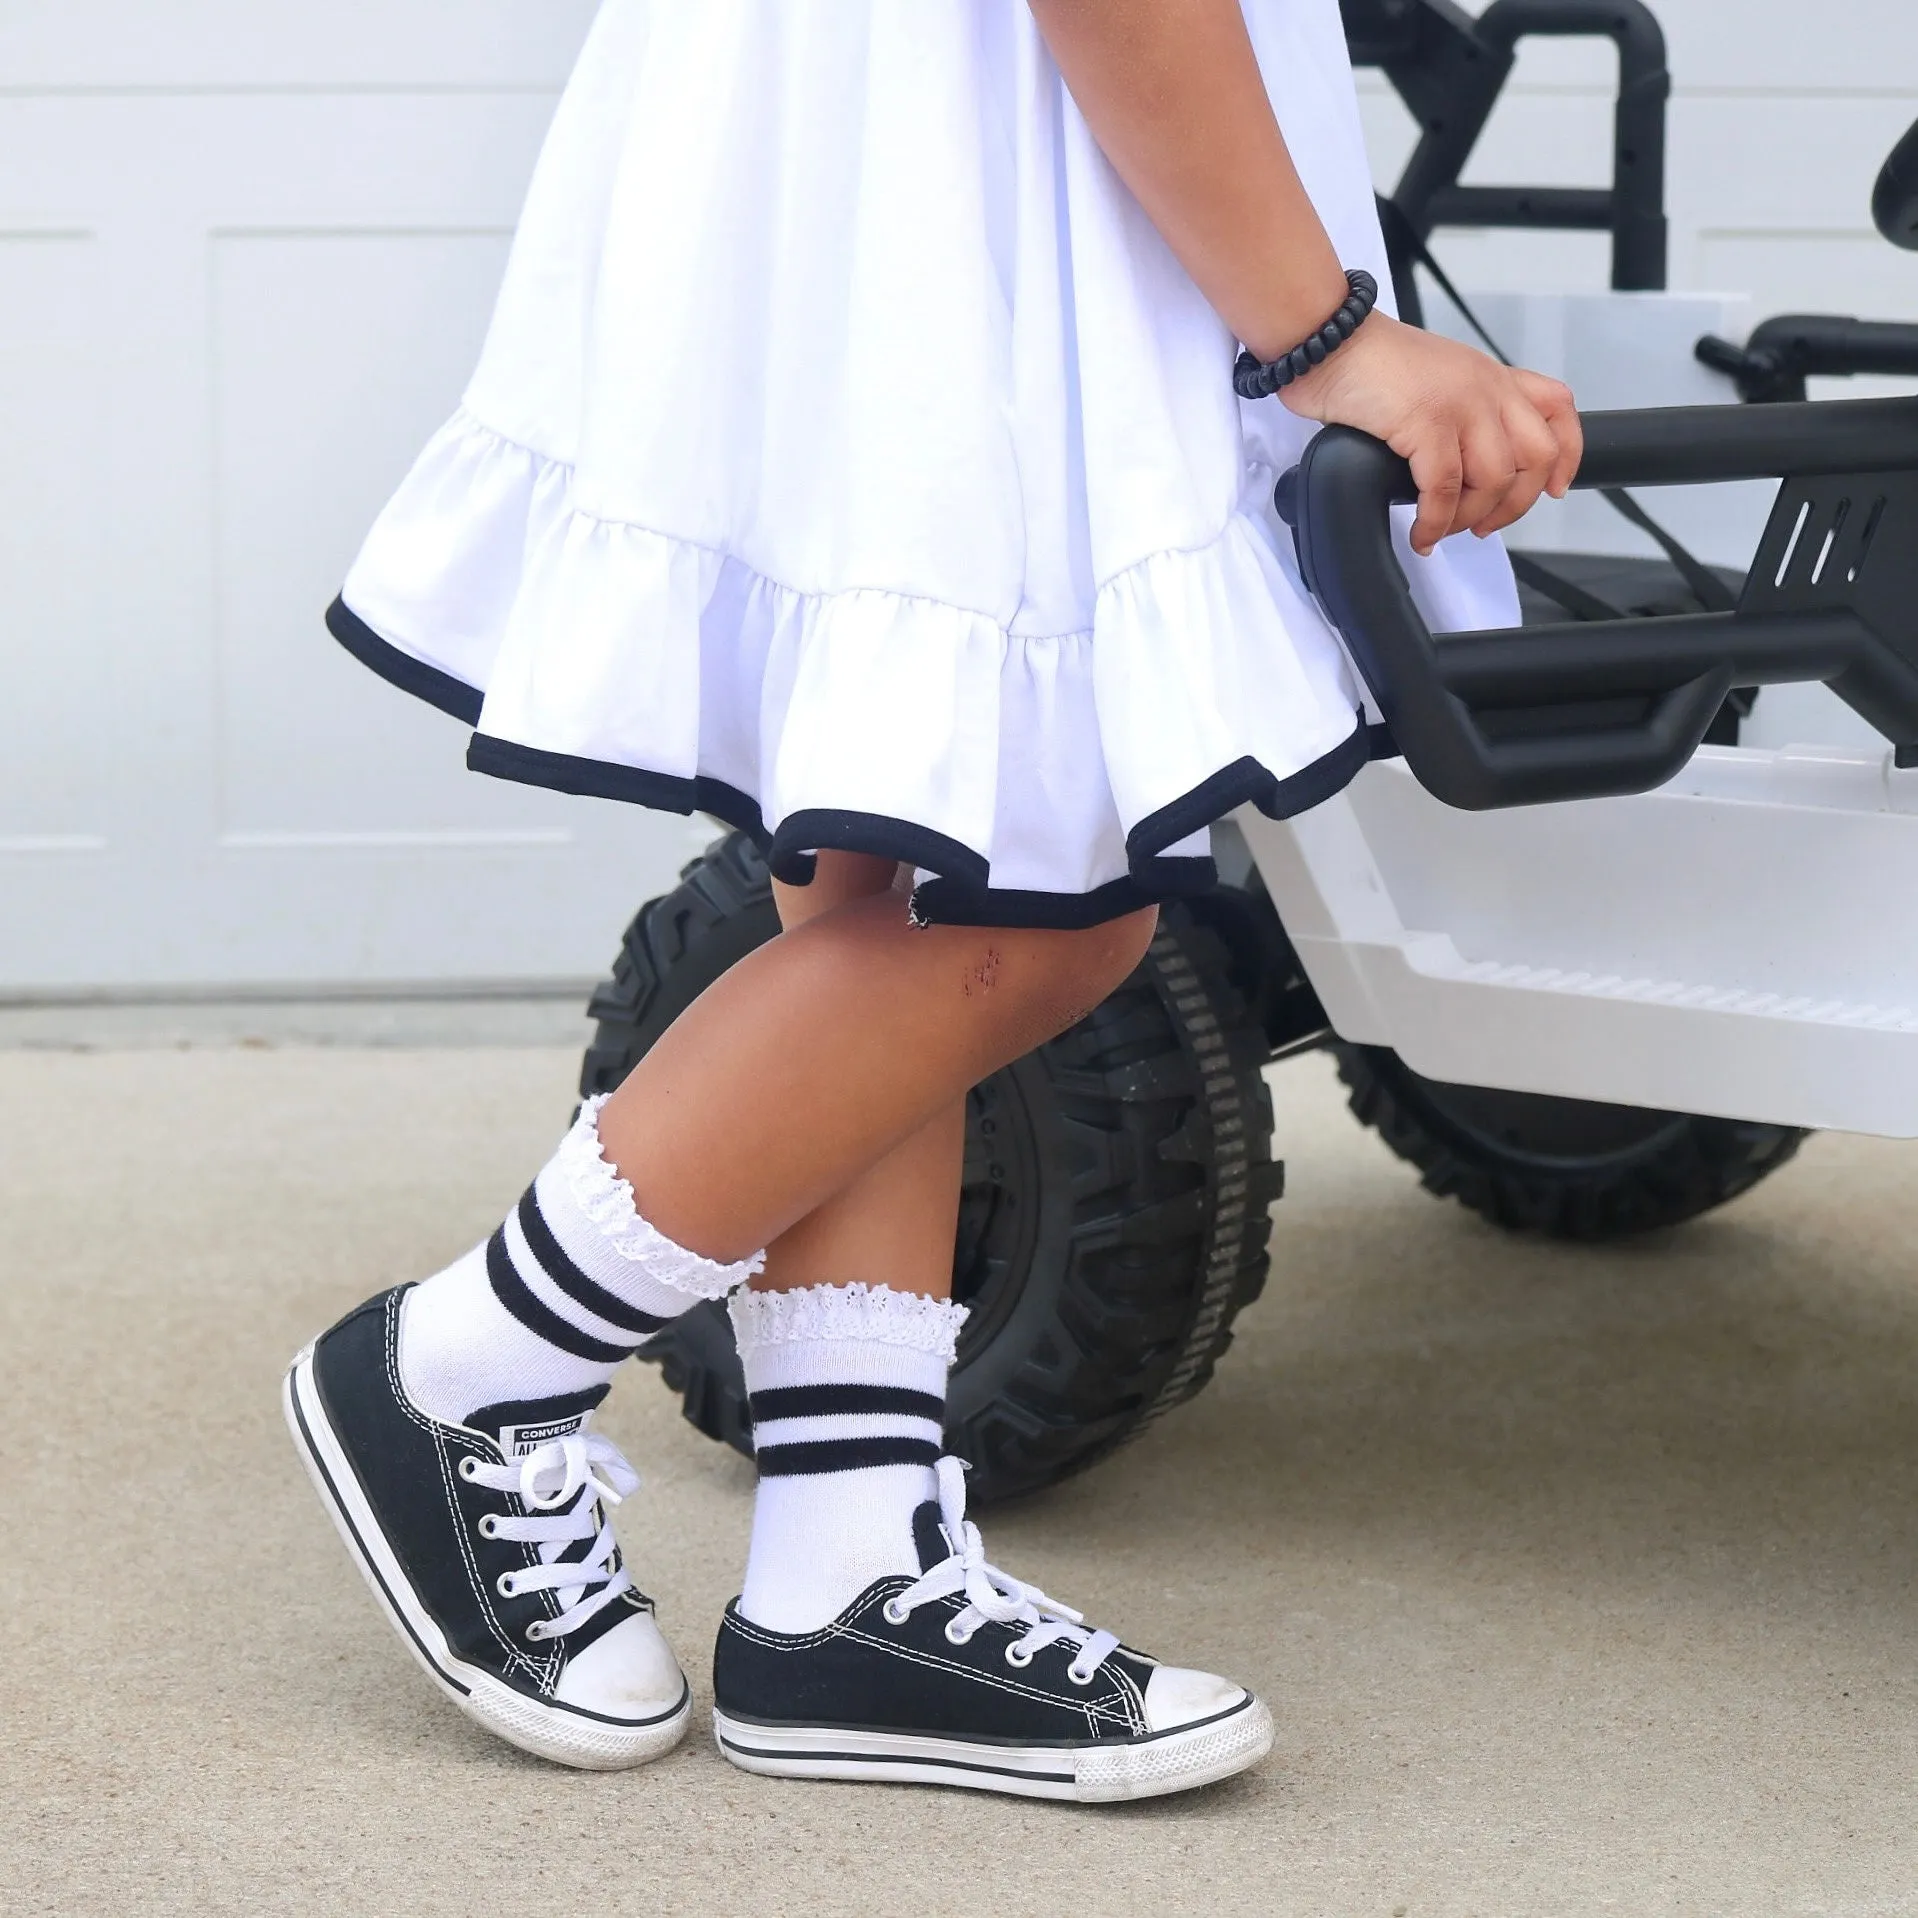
1332,1043,1806,1241
581,831,1284,1503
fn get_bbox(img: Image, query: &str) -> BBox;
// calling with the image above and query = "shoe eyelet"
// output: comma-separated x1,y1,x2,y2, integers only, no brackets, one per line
476,1515,499,1540
881,1599,910,1626
1066,1665,1094,1687
1004,1643,1034,1669
525,1621,546,1643
943,1619,973,1646
458,1457,480,1481
496,1573,518,1598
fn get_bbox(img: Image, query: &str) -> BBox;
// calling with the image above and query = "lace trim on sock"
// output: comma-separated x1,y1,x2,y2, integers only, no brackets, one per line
728,1281,968,1360
558,1096,765,1301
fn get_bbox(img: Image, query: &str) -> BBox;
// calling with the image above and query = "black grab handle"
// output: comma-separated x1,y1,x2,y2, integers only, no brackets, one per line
1279,397,1918,810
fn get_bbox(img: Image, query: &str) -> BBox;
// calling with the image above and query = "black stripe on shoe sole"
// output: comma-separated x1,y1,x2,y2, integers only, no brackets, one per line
752,1436,941,1476
713,1695,1262,1790
516,1188,672,1338
714,1732,1077,1786
715,1696,1258,1754
747,1385,946,1424
486,1230,635,1365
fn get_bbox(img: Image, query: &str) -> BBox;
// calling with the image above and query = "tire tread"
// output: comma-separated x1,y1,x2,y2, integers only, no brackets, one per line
1333,1043,1805,1242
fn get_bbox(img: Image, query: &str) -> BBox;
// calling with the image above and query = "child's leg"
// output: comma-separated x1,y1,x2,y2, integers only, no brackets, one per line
594,861,1152,1266
752,1105,964,1295
395,849,1009,1427
725,858,968,1628
705,868,1272,1797
579,845,1151,1633
755,854,964,1301
287,854,1020,1774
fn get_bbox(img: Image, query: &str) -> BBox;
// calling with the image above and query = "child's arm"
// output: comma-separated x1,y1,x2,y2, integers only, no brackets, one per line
1029,0,1581,556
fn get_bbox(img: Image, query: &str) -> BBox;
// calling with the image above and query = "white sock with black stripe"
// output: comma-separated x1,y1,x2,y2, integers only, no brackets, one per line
397,1095,763,1426
732,1282,968,1633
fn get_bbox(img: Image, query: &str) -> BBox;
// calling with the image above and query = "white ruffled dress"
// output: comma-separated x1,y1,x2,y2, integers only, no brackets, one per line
332,0,1516,927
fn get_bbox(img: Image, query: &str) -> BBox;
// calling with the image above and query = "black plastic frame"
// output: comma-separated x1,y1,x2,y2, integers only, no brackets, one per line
1280,396,1918,810
1343,0,1670,294
1697,317,1918,405
1875,117,1918,252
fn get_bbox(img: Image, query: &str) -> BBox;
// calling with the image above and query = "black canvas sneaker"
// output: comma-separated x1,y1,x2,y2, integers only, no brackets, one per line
284,1287,691,1769
712,1457,1273,1802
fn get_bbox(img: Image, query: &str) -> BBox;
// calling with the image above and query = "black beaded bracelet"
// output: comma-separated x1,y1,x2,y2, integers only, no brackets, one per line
1233,269,1378,401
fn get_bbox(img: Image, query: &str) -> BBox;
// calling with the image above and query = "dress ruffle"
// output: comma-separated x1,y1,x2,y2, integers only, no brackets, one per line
332,0,1519,927
340,408,1372,918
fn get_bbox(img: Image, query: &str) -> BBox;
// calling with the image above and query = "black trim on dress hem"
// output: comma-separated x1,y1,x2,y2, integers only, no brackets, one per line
334,601,1378,934
1123,716,1371,863
1253,719,1374,820
466,735,767,844
326,597,484,727
767,810,990,890
906,863,1216,931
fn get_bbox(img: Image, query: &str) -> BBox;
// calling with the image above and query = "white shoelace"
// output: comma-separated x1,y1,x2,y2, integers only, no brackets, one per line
461,1430,640,1642
882,1457,1122,1685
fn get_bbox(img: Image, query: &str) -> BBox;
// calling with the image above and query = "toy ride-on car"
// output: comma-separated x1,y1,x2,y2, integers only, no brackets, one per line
578,24,1918,1507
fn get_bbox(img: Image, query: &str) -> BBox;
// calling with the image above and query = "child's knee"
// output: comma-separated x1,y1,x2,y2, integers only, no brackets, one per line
997,906,1157,1039
1083,904,1159,985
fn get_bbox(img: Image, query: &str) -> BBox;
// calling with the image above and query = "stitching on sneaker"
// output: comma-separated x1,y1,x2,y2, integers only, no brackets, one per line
726,1585,1138,1729
385,1295,546,1682
832,1624,1136,1727
529,1515,562,1693
1109,1662,1150,1736
720,1583,914,1651
724,1597,1136,1733
720,1622,1136,1738
381,1292,443,1442
437,1431,546,1682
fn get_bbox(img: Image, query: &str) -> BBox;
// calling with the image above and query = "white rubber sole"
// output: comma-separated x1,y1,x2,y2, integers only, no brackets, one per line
283,1341,691,1772
712,1694,1274,1803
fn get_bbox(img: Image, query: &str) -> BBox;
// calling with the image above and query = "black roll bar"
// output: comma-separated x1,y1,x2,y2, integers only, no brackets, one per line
1277,398,1918,809
1696,317,1918,405
1351,0,1671,293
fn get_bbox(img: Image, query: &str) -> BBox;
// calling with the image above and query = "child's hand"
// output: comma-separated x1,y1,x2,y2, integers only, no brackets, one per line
1281,313,1582,557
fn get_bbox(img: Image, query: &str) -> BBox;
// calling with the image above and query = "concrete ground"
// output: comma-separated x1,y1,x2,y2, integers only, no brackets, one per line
7,1023,1918,1916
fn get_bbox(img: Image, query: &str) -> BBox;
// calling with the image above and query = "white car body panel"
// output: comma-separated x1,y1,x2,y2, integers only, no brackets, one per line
1242,746,1918,1137
1250,290,1918,1137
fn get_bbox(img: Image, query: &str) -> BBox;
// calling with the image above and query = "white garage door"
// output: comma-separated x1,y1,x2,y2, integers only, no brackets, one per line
3,2,1913,991
0,2,712,992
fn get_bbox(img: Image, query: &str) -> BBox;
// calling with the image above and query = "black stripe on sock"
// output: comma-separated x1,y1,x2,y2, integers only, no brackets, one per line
753,1436,941,1476
516,1188,673,1338
747,1385,947,1425
485,1229,635,1367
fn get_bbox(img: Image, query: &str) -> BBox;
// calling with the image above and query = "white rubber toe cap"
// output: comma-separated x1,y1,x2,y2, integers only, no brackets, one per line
551,1610,686,1721
1142,1664,1251,1735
